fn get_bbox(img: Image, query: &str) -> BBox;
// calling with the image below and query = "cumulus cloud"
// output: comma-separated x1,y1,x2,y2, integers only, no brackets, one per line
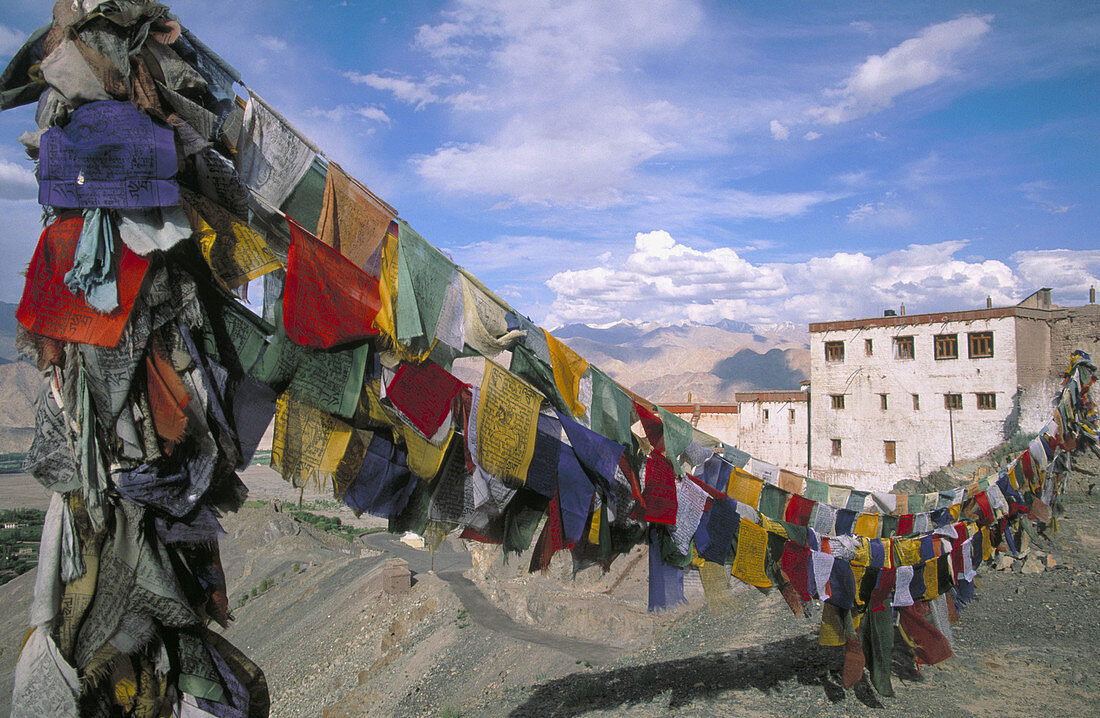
344,71,442,109
544,231,1091,326
810,15,992,124
769,120,790,141
803,131,821,141
0,23,25,56
0,159,38,200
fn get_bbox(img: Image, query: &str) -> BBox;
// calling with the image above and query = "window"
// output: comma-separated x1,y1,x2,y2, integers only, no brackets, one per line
968,331,994,358
762,409,769,423
912,394,920,410
944,393,962,410
825,341,845,363
934,333,958,360
830,394,845,410
977,392,996,410
894,335,915,360
865,339,874,356
879,393,888,411
884,440,896,464
788,408,796,424
831,439,842,457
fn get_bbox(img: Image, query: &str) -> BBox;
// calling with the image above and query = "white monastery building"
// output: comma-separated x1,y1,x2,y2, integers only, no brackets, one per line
807,289,1099,492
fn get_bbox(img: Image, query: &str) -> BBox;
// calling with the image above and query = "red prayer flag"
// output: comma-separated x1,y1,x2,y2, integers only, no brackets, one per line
386,361,464,438
780,541,812,602
897,514,915,536
632,401,665,453
530,488,567,571
17,214,150,347
283,217,380,348
784,493,815,527
641,452,677,524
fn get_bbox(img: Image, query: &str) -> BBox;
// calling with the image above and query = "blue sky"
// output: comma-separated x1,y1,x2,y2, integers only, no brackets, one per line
1,1,1097,328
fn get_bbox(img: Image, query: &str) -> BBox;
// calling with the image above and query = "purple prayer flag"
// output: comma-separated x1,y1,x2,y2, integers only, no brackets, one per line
39,100,179,208
648,527,686,612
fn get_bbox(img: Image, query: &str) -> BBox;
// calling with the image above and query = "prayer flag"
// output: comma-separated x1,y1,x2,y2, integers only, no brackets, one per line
283,218,380,348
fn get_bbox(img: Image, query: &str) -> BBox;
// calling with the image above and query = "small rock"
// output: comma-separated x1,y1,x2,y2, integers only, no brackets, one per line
1045,554,1059,569
994,555,1015,571
1021,557,1045,575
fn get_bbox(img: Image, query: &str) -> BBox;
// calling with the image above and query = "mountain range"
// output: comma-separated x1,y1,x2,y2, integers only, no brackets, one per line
551,318,809,403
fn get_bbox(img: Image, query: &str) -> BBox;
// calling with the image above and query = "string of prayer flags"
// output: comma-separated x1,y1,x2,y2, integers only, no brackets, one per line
732,518,772,588
235,90,317,209
316,161,395,269
282,218,381,348
183,189,282,290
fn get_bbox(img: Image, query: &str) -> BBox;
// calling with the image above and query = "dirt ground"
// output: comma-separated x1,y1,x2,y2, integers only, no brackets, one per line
1,463,1098,717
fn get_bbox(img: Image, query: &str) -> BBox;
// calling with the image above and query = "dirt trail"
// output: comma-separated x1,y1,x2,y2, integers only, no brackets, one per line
362,533,624,665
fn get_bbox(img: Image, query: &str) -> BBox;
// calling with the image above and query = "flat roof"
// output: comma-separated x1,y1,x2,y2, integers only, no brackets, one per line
809,306,1023,333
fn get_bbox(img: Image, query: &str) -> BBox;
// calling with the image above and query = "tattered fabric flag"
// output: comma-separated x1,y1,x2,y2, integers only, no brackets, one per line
183,189,281,290
670,477,709,555
39,100,179,208
732,518,772,588
648,527,687,612
145,344,191,453
898,603,953,665
475,360,541,485
589,367,634,449
510,343,572,416
854,512,880,539
342,433,418,519
315,161,395,269
640,452,678,524
757,483,788,520
235,90,316,208
698,497,739,565
395,220,454,351
386,361,464,440
785,493,815,527
633,401,665,453
657,406,694,472
727,468,763,510
281,157,327,239
748,458,781,485
543,329,589,417
530,488,568,571
804,477,830,503
557,411,625,503
781,541,812,601
17,214,150,347
271,393,354,488
250,315,368,421
556,443,596,546
283,218,380,348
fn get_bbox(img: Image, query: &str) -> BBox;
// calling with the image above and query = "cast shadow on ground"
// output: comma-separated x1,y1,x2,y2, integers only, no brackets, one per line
507,631,922,717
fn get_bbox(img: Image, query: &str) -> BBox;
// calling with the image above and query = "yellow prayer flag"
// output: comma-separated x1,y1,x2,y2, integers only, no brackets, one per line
894,493,909,516
183,192,282,290
728,468,763,509
543,329,589,417
587,504,601,545
819,602,846,646
374,228,399,341
854,513,880,539
761,515,788,538
272,394,354,489
923,560,939,600
981,527,993,561
852,565,867,607
476,359,541,484
896,537,921,567
949,503,962,520
778,469,805,495
852,537,870,567
731,518,772,588
400,425,453,481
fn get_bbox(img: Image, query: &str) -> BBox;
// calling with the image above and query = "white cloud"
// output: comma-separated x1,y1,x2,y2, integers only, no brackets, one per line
544,232,1092,326
803,131,821,141
845,199,913,228
0,159,37,200
1019,181,1076,214
0,23,25,56
256,35,288,52
344,71,442,109
809,15,992,124
308,104,391,124
383,0,706,206
849,21,875,37
769,120,790,141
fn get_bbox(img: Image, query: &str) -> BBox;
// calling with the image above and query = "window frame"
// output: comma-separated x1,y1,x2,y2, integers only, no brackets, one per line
831,438,842,457
893,335,915,360
879,393,888,411
762,408,769,423
944,393,963,410
968,331,994,358
934,333,959,360
825,341,845,363
912,394,920,410
788,408,796,424
976,392,996,410
865,338,873,356
830,394,845,410
884,440,896,464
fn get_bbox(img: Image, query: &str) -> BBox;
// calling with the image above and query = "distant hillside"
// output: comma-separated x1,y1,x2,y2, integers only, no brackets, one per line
552,319,809,403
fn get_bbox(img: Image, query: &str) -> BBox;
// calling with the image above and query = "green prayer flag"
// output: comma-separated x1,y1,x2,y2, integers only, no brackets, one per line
395,220,454,351
657,406,693,474
589,367,633,448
